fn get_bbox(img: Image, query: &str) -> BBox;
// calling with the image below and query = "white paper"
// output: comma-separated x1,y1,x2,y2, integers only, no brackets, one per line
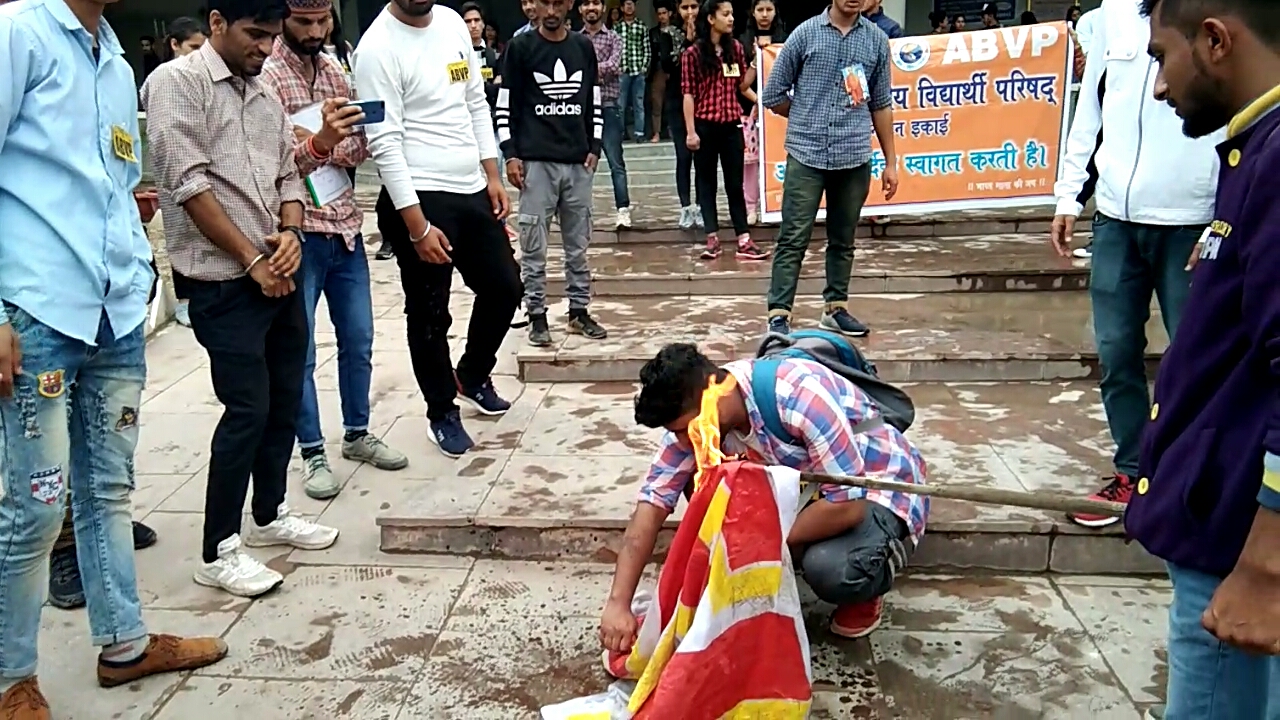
305,165,352,208
290,102,324,133
290,103,351,208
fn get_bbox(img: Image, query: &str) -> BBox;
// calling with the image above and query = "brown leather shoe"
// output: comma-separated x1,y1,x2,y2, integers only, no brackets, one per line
0,677,50,720
97,634,228,688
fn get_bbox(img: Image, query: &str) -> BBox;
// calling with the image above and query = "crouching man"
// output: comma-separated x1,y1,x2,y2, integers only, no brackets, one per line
599,342,928,652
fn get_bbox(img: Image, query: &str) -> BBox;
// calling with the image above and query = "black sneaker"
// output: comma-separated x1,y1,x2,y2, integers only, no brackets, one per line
375,239,394,261
528,313,553,347
427,410,476,458
821,308,870,337
456,374,511,416
49,545,85,609
767,315,791,336
568,310,608,340
132,521,158,550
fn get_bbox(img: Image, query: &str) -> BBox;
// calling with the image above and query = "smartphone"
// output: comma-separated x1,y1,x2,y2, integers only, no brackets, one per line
347,99,385,126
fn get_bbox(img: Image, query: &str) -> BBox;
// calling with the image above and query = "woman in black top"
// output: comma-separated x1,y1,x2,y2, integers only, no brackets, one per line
739,0,785,226
661,0,703,230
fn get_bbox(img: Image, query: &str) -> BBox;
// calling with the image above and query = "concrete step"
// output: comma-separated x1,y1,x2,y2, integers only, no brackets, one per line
352,177,1081,239
514,293,1166,384
375,380,1163,576
543,235,1089,298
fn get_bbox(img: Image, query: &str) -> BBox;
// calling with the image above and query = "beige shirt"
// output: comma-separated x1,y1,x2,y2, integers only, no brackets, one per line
141,43,307,282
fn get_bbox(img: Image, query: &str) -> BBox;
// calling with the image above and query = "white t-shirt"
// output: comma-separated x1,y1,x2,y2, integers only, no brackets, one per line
352,5,498,209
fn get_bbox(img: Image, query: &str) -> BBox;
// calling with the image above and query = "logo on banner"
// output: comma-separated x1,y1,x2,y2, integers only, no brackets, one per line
893,40,930,72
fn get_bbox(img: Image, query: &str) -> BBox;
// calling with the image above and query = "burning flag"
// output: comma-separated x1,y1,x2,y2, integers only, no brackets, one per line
543,377,814,719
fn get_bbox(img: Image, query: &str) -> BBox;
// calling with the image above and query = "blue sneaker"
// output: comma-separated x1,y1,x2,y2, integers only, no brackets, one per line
767,315,791,335
821,308,870,337
428,411,476,458
456,375,511,416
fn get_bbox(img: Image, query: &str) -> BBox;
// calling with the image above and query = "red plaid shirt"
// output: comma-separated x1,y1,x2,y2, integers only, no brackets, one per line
680,40,746,125
260,38,369,248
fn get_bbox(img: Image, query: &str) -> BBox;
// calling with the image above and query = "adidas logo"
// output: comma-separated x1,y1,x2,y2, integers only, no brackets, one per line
533,59,583,101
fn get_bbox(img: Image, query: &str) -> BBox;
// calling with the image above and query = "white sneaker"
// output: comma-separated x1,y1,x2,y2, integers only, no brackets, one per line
678,206,695,229
615,207,633,229
193,534,283,598
243,503,339,551
747,210,758,225
174,301,191,327
693,205,704,229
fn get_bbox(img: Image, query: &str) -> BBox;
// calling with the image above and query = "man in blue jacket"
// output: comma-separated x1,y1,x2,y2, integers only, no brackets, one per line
1131,0,1280,716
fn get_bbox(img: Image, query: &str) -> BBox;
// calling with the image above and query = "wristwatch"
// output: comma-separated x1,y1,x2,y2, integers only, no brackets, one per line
280,225,305,244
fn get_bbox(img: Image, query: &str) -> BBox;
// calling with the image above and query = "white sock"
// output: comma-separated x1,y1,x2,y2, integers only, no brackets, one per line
101,636,149,664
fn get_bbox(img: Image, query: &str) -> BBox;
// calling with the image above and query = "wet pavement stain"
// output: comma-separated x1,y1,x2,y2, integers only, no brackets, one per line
334,688,364,715
459,456,497,477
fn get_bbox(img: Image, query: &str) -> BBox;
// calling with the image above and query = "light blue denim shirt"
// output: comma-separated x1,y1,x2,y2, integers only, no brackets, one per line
0,0,154,345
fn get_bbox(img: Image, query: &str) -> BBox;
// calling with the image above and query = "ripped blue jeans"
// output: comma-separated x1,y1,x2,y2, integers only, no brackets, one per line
0,304,148,680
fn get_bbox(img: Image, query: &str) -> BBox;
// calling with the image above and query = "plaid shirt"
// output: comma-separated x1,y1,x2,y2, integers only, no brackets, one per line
141,42,307,282
639,358,930,543
760,13,891,171
260,38,369,249
582,25,622,106
681,41,746,125
616,19,650,76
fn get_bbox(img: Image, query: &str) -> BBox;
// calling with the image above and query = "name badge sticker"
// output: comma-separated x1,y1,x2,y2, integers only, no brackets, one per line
447,60,471,84
481,66,494,80
841,64,870,107
722,62,741,78
111,125,138,163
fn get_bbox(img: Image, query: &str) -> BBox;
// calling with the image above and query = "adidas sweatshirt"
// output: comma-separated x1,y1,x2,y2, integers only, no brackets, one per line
496,30,603,165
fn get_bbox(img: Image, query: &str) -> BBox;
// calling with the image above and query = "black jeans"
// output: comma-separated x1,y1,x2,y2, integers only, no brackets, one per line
667,102,699,208
693,118,748,236
175,274,309,563
375,188,522,422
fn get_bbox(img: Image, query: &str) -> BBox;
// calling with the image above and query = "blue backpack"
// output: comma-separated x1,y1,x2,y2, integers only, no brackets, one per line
750,330,916,444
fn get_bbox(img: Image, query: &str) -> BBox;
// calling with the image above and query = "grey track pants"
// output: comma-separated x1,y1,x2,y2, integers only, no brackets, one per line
517,161,594,315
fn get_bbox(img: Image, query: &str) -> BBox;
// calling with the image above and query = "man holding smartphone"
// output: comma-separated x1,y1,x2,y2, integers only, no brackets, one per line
262,0,409,502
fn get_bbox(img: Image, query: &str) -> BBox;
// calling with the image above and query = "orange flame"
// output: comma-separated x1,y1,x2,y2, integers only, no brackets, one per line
687,374,738,491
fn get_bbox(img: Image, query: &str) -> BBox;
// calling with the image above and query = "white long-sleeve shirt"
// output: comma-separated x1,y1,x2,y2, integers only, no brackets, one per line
1054,0,1220,225
352,5,497,210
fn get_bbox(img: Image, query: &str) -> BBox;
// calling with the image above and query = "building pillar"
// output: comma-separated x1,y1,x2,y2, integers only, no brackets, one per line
883,0,907,27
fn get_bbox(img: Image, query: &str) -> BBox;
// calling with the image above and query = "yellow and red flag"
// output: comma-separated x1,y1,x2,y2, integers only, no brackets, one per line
605,460,813,718
545,375,812,719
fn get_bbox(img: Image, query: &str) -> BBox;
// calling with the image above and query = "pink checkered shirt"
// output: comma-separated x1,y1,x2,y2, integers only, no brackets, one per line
260,38,370,248
639,358,930,543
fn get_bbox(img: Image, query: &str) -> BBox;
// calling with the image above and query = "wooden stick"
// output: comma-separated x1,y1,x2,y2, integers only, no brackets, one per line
798,472,1126,519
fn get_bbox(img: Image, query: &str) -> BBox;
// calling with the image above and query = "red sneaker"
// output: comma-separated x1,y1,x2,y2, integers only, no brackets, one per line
830,597,883,639
1068,474,1134,528
736,236,770,261
699,235,722,260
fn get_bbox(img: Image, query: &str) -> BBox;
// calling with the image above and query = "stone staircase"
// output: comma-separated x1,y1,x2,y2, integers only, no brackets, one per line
371,173,1166,576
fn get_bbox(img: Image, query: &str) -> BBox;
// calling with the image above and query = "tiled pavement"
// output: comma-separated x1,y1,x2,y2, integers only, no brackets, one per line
28,255,1175,718
62,184,1177,717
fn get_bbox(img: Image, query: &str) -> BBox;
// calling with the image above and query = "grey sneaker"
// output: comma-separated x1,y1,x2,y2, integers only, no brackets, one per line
174,301,191,327
302,453,341,500
568,310,608,340
529,313,553,347
821,308,870,337
1145,706,1165,720
342,434,408,471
